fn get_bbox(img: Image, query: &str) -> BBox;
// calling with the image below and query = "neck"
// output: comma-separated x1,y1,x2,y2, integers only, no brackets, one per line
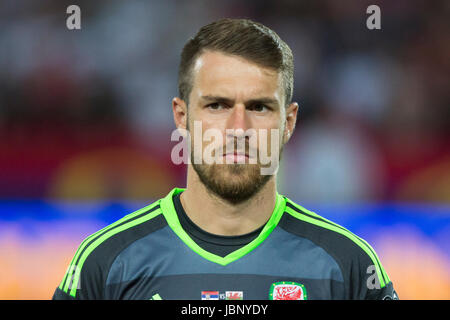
180,165,277,236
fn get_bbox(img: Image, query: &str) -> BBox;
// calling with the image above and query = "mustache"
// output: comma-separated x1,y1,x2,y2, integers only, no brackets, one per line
219,139,258,157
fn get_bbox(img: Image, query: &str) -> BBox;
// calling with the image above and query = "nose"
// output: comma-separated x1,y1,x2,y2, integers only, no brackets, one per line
226,104,251,138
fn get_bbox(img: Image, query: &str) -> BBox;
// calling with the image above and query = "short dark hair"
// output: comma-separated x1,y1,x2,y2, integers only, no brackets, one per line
178,18,294,106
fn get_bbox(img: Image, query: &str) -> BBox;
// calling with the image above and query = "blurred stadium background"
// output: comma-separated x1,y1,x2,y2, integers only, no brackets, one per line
0,0,449,299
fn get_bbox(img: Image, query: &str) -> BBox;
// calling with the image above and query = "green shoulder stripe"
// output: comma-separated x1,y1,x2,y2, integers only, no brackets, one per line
286,199,390,284
59,200,161,292
68,206,162,297
285,199,390,287
67,206,162,297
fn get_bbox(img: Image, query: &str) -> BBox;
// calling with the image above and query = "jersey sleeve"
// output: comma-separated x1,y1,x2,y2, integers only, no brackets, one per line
52,243,108,300
52,287,76,300
365,281,399,300
348,243,399,300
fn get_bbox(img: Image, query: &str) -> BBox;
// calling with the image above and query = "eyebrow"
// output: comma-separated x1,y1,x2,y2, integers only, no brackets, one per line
200,95,279,106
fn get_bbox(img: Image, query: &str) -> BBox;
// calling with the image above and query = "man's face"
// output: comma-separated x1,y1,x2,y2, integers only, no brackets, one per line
180,50,296,203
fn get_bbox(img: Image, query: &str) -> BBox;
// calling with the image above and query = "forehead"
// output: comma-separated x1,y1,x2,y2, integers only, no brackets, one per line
190,50,282,102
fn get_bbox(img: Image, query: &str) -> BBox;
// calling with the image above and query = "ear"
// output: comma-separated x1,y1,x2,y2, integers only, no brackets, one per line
283,102,299,144
172,97,187,130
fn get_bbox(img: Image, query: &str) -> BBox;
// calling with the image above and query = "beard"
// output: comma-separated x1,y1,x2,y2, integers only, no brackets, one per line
192,161,272,205
190,140,284,205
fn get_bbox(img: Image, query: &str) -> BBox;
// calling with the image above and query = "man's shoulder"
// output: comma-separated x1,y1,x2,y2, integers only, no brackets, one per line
90,200,164,250
280,197,368,254
280,196,390,288
77,200,165,265
56,200,166,298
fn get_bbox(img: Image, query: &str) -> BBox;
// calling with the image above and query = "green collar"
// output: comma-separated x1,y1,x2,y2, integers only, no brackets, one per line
160,187,286,266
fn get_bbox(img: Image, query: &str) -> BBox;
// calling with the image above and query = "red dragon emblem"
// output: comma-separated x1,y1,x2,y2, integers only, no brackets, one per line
270,282,306,300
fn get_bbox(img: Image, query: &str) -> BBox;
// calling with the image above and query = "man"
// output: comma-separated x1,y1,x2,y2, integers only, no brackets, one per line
53,18,397,300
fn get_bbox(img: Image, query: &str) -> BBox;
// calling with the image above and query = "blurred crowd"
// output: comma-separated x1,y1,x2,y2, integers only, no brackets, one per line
0,0,449,203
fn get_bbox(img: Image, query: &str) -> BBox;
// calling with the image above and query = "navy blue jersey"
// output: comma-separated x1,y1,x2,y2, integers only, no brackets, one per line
53,188,397,300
